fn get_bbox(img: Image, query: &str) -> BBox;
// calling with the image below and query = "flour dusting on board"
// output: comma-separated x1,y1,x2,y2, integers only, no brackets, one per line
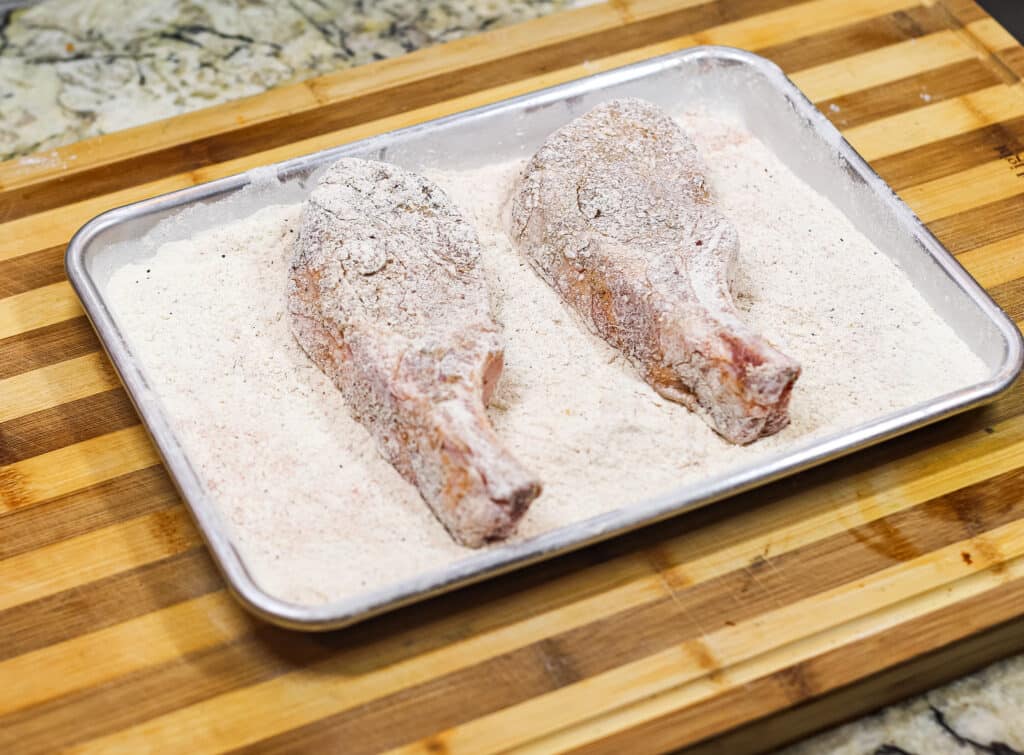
105,111,988,606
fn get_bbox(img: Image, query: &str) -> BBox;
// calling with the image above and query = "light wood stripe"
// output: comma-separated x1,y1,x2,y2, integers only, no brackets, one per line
902,158,1024,221
790,29,979,103
870,113,1024,191
685,0,916,49
0,353,120,424
940,0,996,25
820,58,1001,132
0,466,180,563
0,425,158,511
40,415,1024,753
0,177,189,262
758,6,948,73
0,548,220,664
392,527,1024,754
965,16,1019,53
0,282,82,341
0,508,198,612
930,190,1024,254
0,592,246,718
958,232,1024,288
849,84,1024,160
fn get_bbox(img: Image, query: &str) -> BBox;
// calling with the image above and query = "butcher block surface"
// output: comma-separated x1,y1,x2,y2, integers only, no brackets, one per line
2,0,1024,752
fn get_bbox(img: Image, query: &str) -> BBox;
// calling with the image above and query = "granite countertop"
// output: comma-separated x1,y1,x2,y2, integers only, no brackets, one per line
1,0,1022,751
780,656,1023,754
0,0,570,160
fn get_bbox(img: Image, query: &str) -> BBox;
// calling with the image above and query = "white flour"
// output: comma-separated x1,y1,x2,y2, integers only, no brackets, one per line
106,112,988,606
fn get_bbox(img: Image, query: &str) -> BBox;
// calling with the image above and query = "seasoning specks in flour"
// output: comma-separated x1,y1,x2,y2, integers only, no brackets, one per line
106,111,988,606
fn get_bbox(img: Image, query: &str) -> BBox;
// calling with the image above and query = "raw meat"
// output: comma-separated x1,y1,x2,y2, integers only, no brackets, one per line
289,158,541,547
509,98,801,444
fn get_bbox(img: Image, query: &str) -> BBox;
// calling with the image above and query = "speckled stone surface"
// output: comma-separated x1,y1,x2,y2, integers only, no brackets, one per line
0,0,1022,750
0,0,570,160
779,655,1024,754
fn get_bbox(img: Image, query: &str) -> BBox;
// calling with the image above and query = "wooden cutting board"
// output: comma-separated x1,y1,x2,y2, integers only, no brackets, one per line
2,0,1024,751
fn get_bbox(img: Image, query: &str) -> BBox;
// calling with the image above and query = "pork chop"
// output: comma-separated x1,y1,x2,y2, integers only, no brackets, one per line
509,98,801,444
289,157,541,547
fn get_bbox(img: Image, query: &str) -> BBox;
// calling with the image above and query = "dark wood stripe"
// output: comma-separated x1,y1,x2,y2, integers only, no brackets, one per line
762,7,946,73
219,464,1024,754
998,46,1024,79
939,0,992,25
0,245,65,298
0,545,218,662
873,116,1024,191
0,466,177,561
0,389,138,466
988,276,1024,323
0,317,98,380
0,0,809,224
822,58,999,129
928,192,1024,254
980,378,1024,428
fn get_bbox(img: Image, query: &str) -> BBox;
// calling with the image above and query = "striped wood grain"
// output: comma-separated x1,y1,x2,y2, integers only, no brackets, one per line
1,0,1024,753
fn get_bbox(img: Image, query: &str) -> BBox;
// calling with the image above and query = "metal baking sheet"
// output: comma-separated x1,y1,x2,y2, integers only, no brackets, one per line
66,47,1024,630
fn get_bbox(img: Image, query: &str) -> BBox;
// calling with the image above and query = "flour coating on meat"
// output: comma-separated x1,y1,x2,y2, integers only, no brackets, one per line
289,158,540,546
510,98,801,444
